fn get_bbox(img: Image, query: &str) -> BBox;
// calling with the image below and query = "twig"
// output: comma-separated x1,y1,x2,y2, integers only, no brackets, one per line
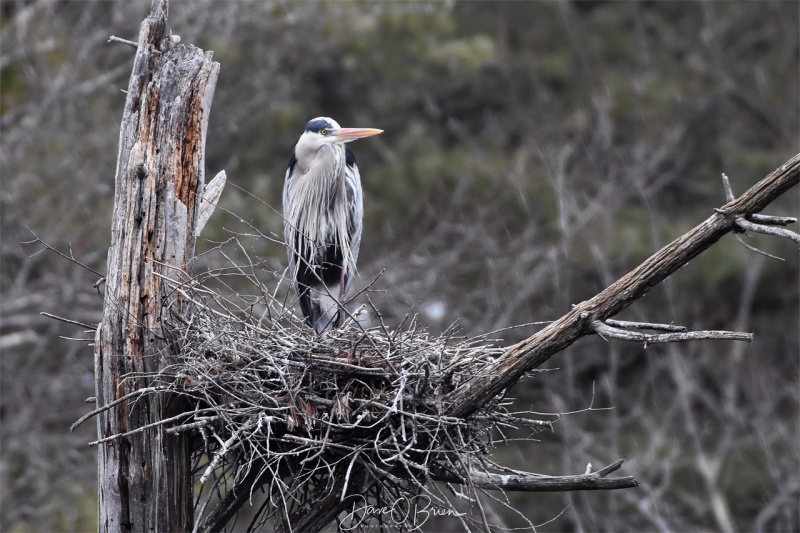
24,227,104,277
604,319,686,332
443,430,492,533
40,312,96,331
108,35,138,48
199,418,257,484
750,213,797,226
720,172,736,202
88,410,198,447
593,320,752,345
734,233,785,261
164,416,223,434
71,386,169,431
736,217,800,246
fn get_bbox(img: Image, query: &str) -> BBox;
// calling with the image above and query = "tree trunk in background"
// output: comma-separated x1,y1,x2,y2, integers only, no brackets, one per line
94,0,219,530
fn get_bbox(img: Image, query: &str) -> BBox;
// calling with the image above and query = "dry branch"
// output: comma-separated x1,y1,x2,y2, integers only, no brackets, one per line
434,459,638,492
445,153,800,418
593,320,752,344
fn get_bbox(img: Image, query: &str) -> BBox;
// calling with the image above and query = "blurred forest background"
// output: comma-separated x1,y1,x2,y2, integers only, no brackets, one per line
1,1,798,531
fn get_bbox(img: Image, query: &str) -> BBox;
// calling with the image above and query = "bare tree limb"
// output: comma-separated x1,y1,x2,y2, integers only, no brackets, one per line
40,312,96,331
23,228,104,278
434,459,638,492
604,319,686,332
445,153,800,418
593,321,752,344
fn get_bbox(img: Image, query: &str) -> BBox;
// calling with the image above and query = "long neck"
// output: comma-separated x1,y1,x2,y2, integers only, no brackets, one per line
289,144,355,274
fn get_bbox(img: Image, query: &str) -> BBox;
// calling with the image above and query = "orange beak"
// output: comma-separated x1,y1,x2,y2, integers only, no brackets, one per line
333,127,384,143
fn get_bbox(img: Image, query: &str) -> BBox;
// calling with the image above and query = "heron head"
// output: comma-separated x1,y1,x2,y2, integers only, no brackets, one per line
298,117,383,152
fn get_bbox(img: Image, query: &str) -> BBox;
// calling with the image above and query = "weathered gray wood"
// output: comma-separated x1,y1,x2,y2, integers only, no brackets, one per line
445,153,800,418
435,459,637,492
94,0,219,531
196,170,226,236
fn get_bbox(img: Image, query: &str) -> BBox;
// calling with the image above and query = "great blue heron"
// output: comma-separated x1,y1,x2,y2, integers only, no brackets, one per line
283,117,383,333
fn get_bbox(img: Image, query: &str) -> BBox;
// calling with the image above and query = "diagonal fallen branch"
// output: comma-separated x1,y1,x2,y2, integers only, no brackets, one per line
445,152,800,418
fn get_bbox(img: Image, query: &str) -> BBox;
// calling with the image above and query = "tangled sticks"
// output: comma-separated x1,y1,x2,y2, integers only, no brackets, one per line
81,269,563,531
72,258,637,532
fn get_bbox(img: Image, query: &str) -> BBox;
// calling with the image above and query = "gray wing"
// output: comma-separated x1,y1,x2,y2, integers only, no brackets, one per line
283,153,298,283
343,153,363,298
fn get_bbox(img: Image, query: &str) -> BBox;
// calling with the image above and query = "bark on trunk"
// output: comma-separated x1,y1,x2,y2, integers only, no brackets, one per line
94,0,219,530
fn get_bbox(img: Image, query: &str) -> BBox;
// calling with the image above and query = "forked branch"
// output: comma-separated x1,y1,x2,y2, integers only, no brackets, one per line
592,320,752,345
445,153,800,418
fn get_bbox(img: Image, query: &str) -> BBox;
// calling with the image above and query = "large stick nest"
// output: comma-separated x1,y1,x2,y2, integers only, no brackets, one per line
101,266,551,531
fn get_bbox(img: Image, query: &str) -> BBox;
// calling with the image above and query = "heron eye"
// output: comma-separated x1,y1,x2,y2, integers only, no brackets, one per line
320,129,328,136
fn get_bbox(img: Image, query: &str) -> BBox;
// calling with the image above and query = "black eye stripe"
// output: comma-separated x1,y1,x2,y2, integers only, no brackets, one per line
305,118,334,134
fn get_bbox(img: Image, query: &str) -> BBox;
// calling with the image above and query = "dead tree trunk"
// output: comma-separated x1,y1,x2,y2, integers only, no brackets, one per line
94,0,218,530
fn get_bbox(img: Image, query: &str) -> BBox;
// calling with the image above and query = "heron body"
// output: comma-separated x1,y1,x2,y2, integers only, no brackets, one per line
282,117,382,333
